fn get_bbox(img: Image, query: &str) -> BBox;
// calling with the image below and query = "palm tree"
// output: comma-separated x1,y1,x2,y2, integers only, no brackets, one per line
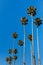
12,32,18,49
12,48,18,65
13,55,17,60
34,18,42,65
6,57,9,64
18,40,24,46
18,40,24,65
20,17,28,65
34,18,42,27
12,32,18,65
12,32,18,39
6,56,12,65
13,55,17,65
28,34,32,65
28,34,32,41
13,48,18,54
8,49,12,54
27,6,36,65
27,6,36,16
28,34,36,65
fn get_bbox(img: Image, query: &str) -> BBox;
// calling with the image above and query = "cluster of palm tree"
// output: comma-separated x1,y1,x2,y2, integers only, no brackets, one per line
6,6,42,65
27,6,42,65
6,32,18,65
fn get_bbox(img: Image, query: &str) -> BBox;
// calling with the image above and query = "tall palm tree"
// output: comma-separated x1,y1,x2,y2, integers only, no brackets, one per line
20,17,28,65
12,32,18,49
18,40,24,46
13,55,17,65
28,34,32,41
34,18,42,65
6,56,12,65
12,48,18,65
12,32,18,39
8,49,12,54
28,34,36,65
6,57,9,65
12,32,18,65
13,55,17,60
18,40,24,65
13,48,18,54
27,6,36,65
28,34,32,65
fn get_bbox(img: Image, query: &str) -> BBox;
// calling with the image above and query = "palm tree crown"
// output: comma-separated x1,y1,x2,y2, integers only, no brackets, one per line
6,57,9,62
27,6,36,16
12,32,18,39
6,56,12,64
28,34,32,41
18,40,24,46
34,18,42,27
13,49,18,54
13,55,17,60
20,17,28,25
8,49,12,54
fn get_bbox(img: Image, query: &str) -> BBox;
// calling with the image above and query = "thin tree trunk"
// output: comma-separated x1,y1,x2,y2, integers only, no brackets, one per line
20,47,23,65
14,60,16,65
23,25,26,65
37,28,41,65
12,39,16,65
12,39,16,50
31,16,34,65
31,16,36,65
30,44,32,65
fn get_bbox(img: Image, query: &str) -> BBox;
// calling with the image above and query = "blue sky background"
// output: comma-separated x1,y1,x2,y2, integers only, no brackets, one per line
0,0,43,65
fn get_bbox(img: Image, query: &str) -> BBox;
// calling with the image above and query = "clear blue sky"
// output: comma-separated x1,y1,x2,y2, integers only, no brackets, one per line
0,0,43,65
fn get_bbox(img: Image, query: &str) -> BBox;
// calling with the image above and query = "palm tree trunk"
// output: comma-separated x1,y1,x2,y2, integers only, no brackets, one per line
37,28,41,65
9,63,12,65
31,16,36,65
20,47,23,65
14,60,16,65
12,39,16,65
23,25,26,65
30,44,32,65
12,39,16,50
